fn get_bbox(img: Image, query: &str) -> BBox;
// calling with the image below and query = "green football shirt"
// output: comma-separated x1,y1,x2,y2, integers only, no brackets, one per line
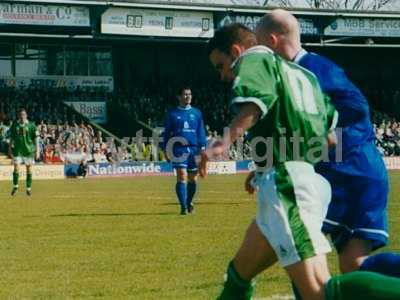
230,46,337,169
10,120,37,157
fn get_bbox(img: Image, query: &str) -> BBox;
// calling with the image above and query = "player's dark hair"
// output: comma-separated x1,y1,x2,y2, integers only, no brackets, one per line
18,108,27,114
179,86,191,95
207,23,257,56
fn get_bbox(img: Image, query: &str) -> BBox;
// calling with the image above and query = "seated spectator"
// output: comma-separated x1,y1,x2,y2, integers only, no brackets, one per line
52,148,63,164
43,146,54,164
93,148,107,163
77,160,88,178
0,120,10,153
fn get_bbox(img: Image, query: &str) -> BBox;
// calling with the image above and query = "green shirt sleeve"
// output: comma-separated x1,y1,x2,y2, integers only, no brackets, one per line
230,54,279,119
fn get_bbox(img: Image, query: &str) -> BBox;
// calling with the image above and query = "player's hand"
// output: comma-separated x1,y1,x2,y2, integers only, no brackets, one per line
208,139,227,159
199,150,208,178
327,132,337,148
245,171,256,194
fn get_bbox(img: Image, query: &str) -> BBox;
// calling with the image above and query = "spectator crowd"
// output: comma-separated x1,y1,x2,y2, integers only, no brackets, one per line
0,85,400,166
373,111,400,157
0,87,117,165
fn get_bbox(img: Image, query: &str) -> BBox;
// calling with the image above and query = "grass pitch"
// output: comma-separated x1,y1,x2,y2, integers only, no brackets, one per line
0,172,399,300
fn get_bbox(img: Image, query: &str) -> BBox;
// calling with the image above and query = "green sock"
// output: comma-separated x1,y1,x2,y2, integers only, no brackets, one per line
216,261,255,300
325,271,400,300
26,173,32,190
13,172,19,188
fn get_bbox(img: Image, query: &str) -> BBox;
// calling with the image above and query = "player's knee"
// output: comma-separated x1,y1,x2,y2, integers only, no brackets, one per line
26,166,32,174
176,169,187,182
188,175,197,183
339,255,366,273
177,173,187,181
339,239,371,273
293,278,326,300
304,287,325,300
287,255,331,300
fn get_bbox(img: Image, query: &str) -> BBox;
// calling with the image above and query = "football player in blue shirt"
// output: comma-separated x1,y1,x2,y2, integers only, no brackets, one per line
162,87,207,215
256,9,400,281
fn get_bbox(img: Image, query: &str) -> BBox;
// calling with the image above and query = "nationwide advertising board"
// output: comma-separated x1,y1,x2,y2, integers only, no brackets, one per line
0,3,90,27
65,162,173,177
64,101,107,124
65,161,239,178
101,7,214,38
0,76,114,92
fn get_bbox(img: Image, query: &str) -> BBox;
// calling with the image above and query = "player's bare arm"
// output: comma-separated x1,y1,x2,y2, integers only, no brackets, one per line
8,144,13,159
244,171,256,194
35,137,40,161
200,103,261,178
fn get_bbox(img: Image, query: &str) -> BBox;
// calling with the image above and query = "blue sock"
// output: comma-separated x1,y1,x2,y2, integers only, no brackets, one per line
175,181,187,210
186,181,197,207
360,253,400,278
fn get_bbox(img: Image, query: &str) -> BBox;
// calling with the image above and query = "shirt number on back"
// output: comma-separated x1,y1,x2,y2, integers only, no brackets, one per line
282,64,318,115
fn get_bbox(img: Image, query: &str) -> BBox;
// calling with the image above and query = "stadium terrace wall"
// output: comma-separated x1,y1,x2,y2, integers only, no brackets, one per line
64,157,400,179
63,157,400,178
64,161,239,178
0,157,399,181
0,165,65,181
384,157,400,170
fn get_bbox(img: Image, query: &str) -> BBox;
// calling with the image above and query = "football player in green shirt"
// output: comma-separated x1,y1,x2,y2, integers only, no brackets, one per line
203,24,400,300
9,108,39,196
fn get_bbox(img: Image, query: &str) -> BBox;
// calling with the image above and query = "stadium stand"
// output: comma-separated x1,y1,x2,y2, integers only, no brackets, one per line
1,85,399,163
108,80,231,134
0,86,115,164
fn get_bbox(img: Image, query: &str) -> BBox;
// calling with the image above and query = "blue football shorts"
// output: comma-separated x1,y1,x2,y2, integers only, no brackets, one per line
316,143,389,252
171,146,199,172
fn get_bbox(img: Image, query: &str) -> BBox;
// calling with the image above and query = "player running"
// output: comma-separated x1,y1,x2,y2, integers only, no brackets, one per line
9,108,39,196
256,9,400,279
162,86,207,215
203,24,400,300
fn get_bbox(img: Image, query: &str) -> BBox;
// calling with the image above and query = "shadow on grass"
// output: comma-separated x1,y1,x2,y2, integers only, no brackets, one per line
161,201,243,206
191,281,221,290
49,212,177,217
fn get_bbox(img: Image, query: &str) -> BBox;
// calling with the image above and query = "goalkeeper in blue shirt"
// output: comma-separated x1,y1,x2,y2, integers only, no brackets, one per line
162,87,207,215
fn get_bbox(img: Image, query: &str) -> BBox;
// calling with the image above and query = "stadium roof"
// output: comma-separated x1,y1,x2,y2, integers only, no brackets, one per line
9,0,400,18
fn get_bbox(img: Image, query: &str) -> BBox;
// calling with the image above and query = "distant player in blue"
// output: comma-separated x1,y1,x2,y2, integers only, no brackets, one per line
162,87,207,215
256,9,400,280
